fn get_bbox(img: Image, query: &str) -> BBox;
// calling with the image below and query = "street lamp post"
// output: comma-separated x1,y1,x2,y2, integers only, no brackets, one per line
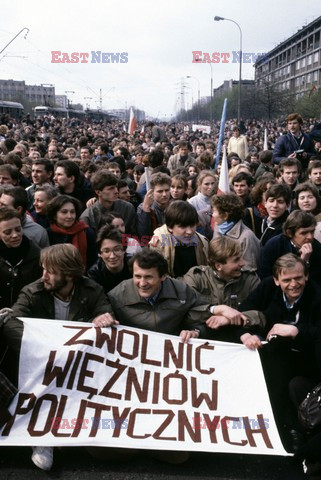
0,28,30,58
209,63,213,123
214,16,242,123
186,75,200,122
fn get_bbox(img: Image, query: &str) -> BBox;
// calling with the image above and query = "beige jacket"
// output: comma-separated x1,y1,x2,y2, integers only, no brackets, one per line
149,224,208,277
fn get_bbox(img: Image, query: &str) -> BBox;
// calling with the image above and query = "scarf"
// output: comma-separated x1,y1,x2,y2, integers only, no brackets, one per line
218,221,235,235
257,202,267,218
50,220,88,266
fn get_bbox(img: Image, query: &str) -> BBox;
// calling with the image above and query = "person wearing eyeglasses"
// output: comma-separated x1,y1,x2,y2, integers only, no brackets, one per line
87,225,131,294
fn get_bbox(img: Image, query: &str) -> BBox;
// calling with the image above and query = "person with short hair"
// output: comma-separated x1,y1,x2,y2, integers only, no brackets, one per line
106,161,122,179
79,146,92,162
26,158,54,211
308,159,321,195
183,236,260,341
80,170,137,234
31,185,58,229
54,159,93,210
279,157,301,187
254,150,274,180
146,121,167,144
273,113,315,167
101,212,142,257
238,253,321,452
231,171,254,208
227,126,248,161
149,200,208,277
87,225,131,293
3,244,116,471
259,183,291,246
93,143,112,161
259,210,321,285
117,179,131,203
194,141,206,158
212,193,260,270
167,141,195,175
294,181,321,220
0,207,42,309
137,172,171,239
107,249,212,341
294,181,321,243
243,177,276,238
0,164,19,186
0,186,49,249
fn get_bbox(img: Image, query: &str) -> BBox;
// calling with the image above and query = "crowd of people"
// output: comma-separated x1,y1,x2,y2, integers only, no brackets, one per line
0,111,321,474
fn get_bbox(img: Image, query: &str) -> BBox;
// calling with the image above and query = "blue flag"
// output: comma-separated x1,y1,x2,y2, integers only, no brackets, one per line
215,98,228,169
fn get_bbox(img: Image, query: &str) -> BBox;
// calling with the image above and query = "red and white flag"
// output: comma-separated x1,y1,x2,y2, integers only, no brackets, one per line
128,107,137,134
217,145,230,195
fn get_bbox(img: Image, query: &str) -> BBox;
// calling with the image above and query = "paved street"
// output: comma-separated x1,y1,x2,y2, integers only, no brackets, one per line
0,447,306,479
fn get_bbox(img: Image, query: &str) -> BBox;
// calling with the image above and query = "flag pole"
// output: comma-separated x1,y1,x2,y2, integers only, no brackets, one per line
215,98,228,170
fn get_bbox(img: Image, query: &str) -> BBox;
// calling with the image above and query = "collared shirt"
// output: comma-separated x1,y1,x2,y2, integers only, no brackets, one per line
282,292,302,325
283,291,303,310
146,287,162,306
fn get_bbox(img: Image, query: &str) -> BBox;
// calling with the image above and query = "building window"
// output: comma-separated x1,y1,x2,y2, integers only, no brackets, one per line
308,55,312,65
296,60,300,70
307,73,312,84
301,57,306,68
313,71,318,82
314,52,319,63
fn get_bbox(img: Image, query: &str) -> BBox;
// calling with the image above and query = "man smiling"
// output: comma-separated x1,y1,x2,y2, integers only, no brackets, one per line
259,210,321,286
238,254,321,452
3,244,116,471
107,249,212,343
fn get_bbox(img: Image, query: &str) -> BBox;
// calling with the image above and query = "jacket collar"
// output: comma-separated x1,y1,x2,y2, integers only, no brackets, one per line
118,278,179,306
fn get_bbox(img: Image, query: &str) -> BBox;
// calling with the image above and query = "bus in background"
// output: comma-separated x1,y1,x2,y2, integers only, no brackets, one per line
0,101,24,119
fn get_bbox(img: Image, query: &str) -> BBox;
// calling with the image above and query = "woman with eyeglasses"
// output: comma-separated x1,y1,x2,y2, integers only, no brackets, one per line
87,225,131,294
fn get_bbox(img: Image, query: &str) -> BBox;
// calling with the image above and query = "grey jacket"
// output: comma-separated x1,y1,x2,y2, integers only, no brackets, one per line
167,153,195,175
80,200,136,234
107,277,211,336
213,220,260,271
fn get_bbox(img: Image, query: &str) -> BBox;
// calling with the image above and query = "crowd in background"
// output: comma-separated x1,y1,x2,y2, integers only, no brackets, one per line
1,110,321,474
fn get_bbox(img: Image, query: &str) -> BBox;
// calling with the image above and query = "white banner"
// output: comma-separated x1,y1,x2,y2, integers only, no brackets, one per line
192,124,211,134
0,318,289,456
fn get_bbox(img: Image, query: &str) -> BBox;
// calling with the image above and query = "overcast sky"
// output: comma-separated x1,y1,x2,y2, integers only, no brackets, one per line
0,0,320,119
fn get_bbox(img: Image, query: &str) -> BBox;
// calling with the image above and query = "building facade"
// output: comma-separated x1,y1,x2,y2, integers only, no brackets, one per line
0,79,25,102
255,16,321,98
213,79,255,98
0,79,56,105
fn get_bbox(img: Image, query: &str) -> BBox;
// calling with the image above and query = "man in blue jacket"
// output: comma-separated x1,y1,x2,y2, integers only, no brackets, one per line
273,113,315,168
